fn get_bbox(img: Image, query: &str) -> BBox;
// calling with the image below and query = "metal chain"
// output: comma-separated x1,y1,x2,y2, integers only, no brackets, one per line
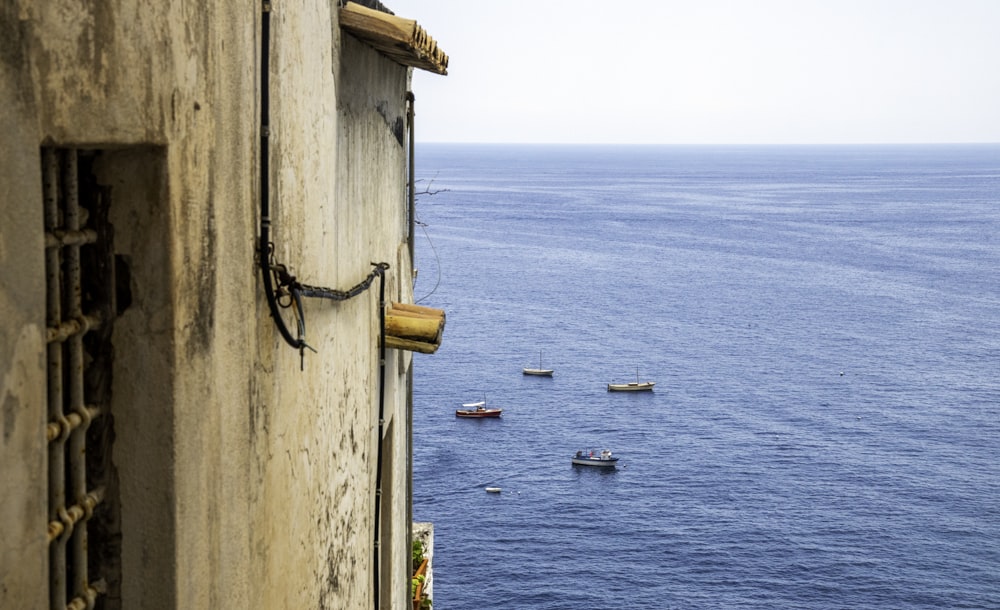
271,261,390,301
260,242,389,368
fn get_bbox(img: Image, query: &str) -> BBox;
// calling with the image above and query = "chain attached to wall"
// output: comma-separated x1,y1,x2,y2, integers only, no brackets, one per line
257,0,388,368
270,257,390,302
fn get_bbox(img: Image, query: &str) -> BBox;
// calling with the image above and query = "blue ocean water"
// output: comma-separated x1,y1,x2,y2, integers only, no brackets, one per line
410,144,1000,609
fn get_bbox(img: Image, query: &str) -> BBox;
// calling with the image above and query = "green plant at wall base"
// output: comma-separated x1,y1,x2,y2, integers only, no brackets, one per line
412,538,432,608
412,539,425,570
412,573,432,608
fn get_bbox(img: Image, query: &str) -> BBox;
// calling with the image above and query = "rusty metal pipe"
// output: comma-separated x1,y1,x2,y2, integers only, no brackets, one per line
43,148,67,610
63,149,93,604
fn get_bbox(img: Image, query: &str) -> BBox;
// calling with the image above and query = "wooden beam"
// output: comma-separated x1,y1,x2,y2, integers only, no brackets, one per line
383,336,441,354
383,302,446,353
339,2,449,75
385,313,442,343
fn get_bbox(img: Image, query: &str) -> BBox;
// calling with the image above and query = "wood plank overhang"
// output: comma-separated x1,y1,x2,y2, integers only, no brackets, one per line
383,302,446,354
339,2,449,75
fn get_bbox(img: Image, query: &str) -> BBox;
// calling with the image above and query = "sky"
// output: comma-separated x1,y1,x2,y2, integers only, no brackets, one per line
388,0,1000,144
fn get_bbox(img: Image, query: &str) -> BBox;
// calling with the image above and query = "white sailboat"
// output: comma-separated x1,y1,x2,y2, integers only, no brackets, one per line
522,351,554,376
607,366,655,392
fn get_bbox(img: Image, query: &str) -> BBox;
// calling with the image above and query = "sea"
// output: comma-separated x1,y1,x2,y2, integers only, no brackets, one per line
409,144,1000,609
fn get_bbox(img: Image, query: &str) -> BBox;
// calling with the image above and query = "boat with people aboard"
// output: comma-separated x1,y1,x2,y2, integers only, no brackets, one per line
607,366,655,392
572,449,619,467
523,351,554,376
455,400,502,418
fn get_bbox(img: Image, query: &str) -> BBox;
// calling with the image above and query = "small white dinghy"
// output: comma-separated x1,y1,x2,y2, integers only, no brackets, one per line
485,487,502,493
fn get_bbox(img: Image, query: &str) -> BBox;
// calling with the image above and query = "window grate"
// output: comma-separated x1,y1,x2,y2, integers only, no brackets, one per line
43,147,118,610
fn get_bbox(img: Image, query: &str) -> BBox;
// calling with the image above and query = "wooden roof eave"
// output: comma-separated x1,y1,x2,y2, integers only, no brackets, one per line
339,2,449,75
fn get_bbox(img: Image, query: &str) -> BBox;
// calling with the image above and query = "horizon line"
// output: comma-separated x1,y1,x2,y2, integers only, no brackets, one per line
415,141,1000,147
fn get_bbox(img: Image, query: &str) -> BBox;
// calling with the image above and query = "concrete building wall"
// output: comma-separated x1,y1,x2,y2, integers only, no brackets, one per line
1,1,418,608
1,7,49,608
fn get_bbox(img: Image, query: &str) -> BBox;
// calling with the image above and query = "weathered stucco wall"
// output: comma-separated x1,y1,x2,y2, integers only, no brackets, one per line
0,1,417,608
1,5,48,608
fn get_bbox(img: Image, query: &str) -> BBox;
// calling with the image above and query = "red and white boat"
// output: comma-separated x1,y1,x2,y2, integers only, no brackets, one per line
455,401,502,418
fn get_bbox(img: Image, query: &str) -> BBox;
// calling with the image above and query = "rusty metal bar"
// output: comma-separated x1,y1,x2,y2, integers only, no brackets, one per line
44,147,68,610
43,146,111,609
46,405,105,443
45,228,98,249
46,314,101,344
46,486,105,545
66,578,107,610
63,149,93,607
